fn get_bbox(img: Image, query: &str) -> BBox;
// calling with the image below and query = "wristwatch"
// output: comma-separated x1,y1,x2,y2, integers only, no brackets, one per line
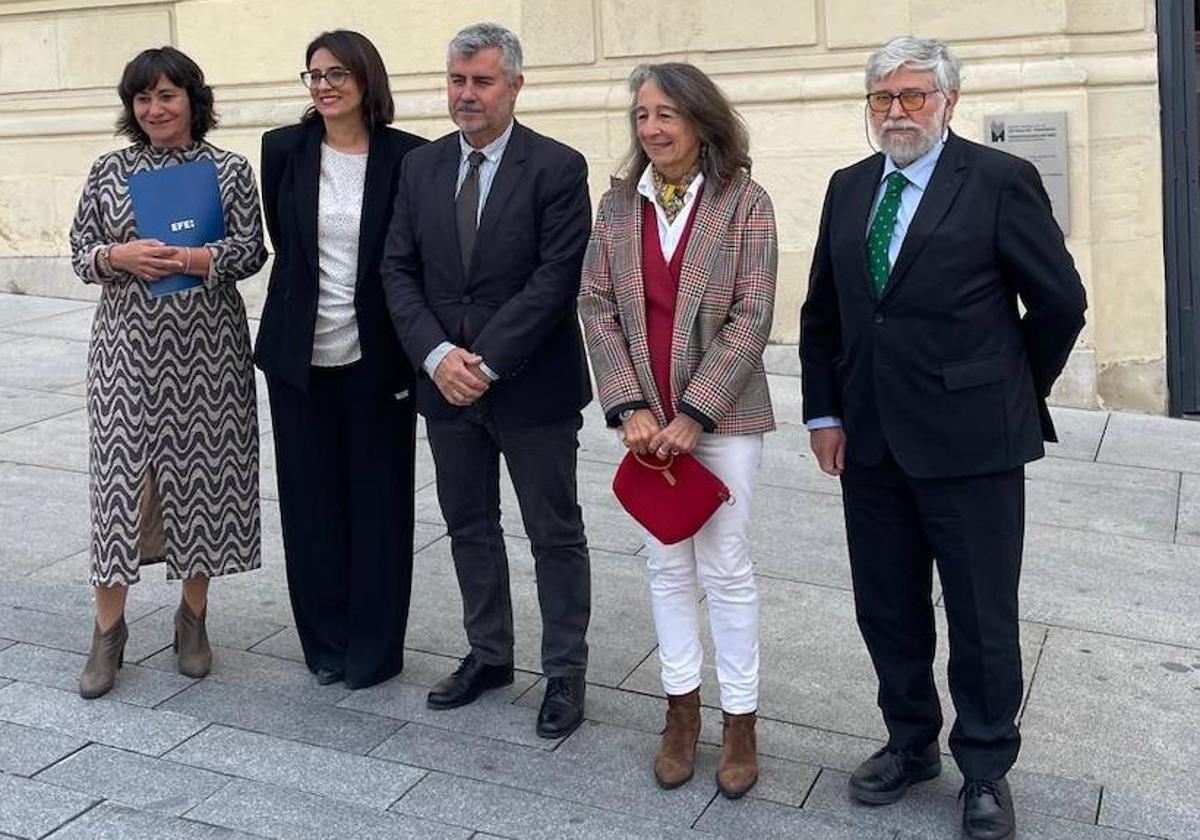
618,408,636,423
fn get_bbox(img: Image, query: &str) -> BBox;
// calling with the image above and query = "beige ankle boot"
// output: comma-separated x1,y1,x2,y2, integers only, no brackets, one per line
717,710,759,798
79,616,128,699
174,598,212,678
653,688,701,789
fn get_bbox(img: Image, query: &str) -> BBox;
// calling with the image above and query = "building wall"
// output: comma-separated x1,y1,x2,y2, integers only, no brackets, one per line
0,0,1165,411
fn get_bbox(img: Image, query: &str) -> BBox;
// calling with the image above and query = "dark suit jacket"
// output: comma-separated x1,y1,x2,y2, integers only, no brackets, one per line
254,120,426,394
380,120,593,426
800,131,1087,479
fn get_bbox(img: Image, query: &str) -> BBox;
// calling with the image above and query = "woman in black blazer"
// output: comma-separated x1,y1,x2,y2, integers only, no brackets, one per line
255,29,426,689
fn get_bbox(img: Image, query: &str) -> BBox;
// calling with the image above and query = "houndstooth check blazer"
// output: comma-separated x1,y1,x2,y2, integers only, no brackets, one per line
579,169,777,435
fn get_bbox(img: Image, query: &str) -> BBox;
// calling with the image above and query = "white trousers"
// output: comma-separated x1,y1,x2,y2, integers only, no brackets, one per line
643,433,763,714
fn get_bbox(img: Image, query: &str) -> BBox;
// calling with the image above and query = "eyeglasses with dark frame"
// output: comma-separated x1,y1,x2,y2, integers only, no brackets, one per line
300,67,353,89
865,89,940,113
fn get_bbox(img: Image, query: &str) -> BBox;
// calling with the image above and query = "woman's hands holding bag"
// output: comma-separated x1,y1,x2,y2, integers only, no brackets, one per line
649,415,702,459
621,409,660,455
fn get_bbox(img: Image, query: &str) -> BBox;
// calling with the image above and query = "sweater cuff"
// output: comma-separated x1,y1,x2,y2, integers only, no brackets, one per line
605,399,649,428
677,401,716,433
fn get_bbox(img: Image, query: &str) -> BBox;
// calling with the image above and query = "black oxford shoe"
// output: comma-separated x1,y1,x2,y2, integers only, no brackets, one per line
960,777,1016,840
426,652,514,710
848,743,942,805
536,674,586,738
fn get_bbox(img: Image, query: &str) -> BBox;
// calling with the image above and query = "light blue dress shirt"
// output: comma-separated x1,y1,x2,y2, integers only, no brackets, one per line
422,120,516,380
806,133,947,431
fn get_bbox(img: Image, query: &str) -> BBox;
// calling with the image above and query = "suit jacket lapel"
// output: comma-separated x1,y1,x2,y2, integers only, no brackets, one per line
609,189,651,377
433,135,465,286
471,121,528,280
355,126,392,288
674,177,737,341
293,121,323,282
883,133,968,299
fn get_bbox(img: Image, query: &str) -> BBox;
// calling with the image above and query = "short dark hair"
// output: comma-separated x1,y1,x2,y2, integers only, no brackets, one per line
116,47,216,144
302,30,394,128
619,62,752,195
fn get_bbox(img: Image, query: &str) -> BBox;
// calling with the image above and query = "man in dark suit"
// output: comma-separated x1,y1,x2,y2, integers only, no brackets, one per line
799,36,1086,840
381,22,592,739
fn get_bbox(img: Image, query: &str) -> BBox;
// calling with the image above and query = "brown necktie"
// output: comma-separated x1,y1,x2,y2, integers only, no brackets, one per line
456,150,486,274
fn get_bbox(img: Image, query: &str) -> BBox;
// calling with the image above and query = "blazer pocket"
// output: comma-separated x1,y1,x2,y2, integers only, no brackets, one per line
941,355,1011,391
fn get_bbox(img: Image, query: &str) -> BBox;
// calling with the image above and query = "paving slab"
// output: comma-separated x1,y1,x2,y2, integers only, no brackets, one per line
391,771,708,840
0,385,83,435
0,576,157,622
0,464,89,574
0,719,87,776
246,626,304,662
1019,628,1200,803
36,743,227,817
1023,457,1180,541
406,538,659,689
0,296,92,330
808,769,1143,840
0,772,98,840
0,335,88,391
757,429,843,496
338,676,559,750
695,794,896,840
1020,523,1200,648
1045,406,1110,462
373,720,715,826
3,306,95,342
160,679,401,754
0,605,92,655
1097,410,1200,473
141,645,349,706
1100,785,1200,840
44,801,269,840
186,778,471,840
748,484,852,589
0,643,193,707
0,681,204,756
165,724,426,809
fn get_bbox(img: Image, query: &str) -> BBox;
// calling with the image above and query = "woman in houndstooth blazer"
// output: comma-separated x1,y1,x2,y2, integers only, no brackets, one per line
578,62,777,799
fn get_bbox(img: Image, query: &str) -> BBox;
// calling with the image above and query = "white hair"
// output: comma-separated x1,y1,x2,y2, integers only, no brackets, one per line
447,22,523,84
866,36,962,96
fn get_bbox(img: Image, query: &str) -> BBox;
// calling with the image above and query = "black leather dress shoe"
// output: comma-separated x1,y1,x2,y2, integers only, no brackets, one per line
848,743,941,805
536,675,586,738
426,652,514,710
315,667,342,686
960,777,1016,840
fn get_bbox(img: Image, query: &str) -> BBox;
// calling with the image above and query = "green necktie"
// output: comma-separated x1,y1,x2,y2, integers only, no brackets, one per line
866,171,909,298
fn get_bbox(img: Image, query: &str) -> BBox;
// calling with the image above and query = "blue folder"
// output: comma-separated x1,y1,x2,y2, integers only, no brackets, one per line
127,159,225,297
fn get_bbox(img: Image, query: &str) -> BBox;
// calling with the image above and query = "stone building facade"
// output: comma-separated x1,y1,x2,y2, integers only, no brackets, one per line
0,0,1165,411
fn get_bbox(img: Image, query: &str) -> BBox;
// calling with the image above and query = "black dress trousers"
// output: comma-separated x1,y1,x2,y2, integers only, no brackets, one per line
266,362,416,688
840,452,1025,781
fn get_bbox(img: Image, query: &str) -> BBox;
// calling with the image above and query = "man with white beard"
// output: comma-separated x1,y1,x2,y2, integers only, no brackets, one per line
799,36,1086,840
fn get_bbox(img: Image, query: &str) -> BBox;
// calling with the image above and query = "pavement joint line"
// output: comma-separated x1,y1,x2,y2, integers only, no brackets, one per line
798,765,822,808
1173,471,1184,543
614,638,661,689
384,766,429,811
1094,411,1114,462
1011,618,1200,653
0,456,88,476
1016,626,1050,726
690,788,721,829
1095,785,1105,826
0,382,88,399
0,401,86,436
24,732,92,778
32,795,104,839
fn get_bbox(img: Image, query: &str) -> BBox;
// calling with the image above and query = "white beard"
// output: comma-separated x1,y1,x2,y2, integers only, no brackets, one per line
873,103,945,167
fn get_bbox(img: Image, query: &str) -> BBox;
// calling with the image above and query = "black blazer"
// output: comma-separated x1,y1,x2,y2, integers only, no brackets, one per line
800,131,1087,479
380,120,593,426
254,120,427,394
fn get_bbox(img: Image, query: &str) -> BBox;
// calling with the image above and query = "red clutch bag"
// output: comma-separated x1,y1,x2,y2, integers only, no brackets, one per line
612,451,732,545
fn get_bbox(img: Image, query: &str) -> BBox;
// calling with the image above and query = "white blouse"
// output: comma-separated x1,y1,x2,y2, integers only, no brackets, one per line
312,143,366,367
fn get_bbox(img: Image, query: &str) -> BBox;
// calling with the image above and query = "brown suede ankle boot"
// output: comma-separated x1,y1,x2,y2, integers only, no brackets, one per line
79,616,128,699
717,710,758,798
174,598,212,678
653,688,701,789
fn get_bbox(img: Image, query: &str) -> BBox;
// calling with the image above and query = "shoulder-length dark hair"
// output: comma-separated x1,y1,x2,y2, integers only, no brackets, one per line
618,62,751,196
302,30,394,129
116,47,216,144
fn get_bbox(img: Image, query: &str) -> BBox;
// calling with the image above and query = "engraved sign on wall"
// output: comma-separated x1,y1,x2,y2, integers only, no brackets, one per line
983,112,1070,234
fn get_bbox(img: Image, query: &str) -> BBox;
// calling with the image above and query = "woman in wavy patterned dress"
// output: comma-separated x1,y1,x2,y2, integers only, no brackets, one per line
69,46,267,699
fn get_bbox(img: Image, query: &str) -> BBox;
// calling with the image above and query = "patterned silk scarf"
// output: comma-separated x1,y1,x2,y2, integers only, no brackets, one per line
651,166,700,224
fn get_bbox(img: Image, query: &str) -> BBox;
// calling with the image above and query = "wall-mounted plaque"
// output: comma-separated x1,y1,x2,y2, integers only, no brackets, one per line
983,112,1070,234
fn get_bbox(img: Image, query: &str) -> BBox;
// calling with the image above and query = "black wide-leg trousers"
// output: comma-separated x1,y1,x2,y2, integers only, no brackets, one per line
267,363,416,689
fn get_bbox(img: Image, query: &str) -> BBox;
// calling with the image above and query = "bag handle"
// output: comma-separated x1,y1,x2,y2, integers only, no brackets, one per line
632,452,674,471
